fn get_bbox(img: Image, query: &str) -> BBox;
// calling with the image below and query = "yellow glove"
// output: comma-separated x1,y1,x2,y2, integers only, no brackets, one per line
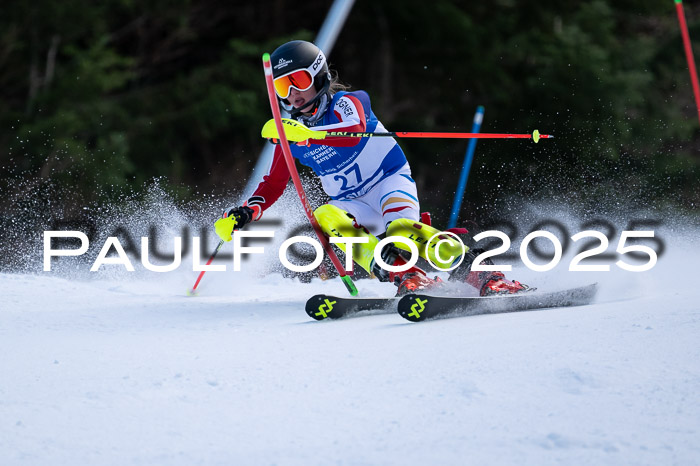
261,118,327,142
214,205,258,242
214,216,237,242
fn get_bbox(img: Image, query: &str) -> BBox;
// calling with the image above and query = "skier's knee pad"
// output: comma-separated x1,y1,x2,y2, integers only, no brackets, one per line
313,204,378,273
386,218,467,270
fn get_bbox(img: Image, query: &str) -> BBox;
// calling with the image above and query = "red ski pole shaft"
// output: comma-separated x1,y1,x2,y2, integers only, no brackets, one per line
324,130,551,142
395,132,546,139
675,0,700,125
262,53,358,296
188,239,225,295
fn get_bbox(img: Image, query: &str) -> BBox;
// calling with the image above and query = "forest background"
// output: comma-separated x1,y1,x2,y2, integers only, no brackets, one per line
1,0,698,231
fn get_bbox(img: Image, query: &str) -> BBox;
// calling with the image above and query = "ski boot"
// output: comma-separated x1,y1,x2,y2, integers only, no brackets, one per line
450,248,533,296
372,243,441,296
471,271,531,296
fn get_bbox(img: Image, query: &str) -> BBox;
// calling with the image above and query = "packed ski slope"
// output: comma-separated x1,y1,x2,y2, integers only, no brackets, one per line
1,213,699,465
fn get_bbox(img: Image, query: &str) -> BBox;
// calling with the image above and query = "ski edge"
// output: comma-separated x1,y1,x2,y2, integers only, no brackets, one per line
397,283,599,322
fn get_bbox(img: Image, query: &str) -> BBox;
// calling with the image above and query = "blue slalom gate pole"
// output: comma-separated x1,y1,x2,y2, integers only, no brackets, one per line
448,106,484,229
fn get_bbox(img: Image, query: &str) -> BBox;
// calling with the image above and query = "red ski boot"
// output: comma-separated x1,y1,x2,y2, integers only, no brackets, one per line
468,270,530,296
372,243,441,296
389,256,442,296
450,248,533,296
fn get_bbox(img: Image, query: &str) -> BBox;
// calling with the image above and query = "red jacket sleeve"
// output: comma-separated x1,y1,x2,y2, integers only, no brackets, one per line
247,145,290,217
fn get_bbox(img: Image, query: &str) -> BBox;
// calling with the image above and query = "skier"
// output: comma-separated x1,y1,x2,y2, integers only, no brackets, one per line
215,40,529,296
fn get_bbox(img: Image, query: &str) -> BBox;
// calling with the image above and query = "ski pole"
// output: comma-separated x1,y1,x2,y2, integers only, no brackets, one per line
262,118,551,143
674,0,700,125
188,238,225,295
328,129,548,141
262,53,358,297
448,105,484,229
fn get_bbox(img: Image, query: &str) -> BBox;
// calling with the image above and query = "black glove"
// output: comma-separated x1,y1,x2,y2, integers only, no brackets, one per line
222,205,255,229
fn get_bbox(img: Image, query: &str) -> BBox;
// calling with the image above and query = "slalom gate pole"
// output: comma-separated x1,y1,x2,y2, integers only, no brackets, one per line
188,239,225,295
262,53,358,297
448,106,484,229
675,0,700,125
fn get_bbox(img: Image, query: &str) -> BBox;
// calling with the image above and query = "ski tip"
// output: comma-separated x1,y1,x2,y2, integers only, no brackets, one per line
262,52,270,61
397,294,430,322
305,295,336,321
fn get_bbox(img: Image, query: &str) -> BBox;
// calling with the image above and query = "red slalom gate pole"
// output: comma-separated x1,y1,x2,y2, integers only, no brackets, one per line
261,53,358,296
675,0,700,125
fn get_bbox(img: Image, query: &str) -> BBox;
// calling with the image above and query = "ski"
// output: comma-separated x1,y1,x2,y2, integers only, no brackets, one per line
397,283,599,322
305,295,398,320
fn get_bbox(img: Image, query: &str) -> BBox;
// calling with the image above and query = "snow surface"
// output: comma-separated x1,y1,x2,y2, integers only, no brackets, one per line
1,212,700,465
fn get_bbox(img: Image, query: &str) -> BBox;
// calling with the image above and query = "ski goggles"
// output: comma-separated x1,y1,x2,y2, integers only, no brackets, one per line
273,69,315,99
